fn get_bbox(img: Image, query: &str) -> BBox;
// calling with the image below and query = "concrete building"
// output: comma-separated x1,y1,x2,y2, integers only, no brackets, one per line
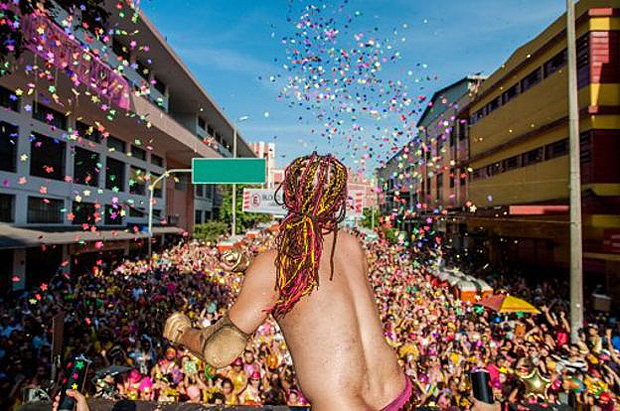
457,0,620,298
0,2,254,294
249,141,280,189
376,76,485,234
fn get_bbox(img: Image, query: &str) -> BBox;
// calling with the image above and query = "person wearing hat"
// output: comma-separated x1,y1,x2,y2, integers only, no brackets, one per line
239,370,263,405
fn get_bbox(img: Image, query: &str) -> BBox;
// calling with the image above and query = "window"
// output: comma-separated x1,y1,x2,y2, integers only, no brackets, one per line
106,157,125,192
198,117,206,130
576,34,590,88
151,172,162,198
153,209,161,218
580,132,591,163
32,103,67,130
215,133,222,143
502,84,519,105
136,60,150,81
449,169,455,188
207,125,214,136
449,128,456,147
0,194,14,222
486,162,502,177
0,85,19,112
129,166,146,195
112,37,130,61
458,121,467,141
151,154,163,168
72,201,96,225
472,169,481,181
205,184,213,199
545,139,569,160
75,121,102,143
28,197,63,224
544,49,567,77
107,136,126,153
0,122,17,172
522,147,543,166
521,68,542,92
436,173,443,201
459,169,467,187
486,96,501,114
471,108,485,124
503,155,520,172
73,147,100,187
104,204,123,225
129,207,145,218
130,145,146,161
196,185,204,197
30,133,65,181
153,76,166,95
195,210,203,225
175,174,188,191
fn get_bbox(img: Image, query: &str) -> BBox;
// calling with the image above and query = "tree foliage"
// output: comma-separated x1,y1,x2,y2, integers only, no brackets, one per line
193,221,229,243
360,206,380,230
217,185,273,234
0,0,110,71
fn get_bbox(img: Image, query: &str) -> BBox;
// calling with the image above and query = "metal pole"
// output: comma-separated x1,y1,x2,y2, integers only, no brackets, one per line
232,126,237,237
371,206,375,230
147,169,191,266
566,0,583,343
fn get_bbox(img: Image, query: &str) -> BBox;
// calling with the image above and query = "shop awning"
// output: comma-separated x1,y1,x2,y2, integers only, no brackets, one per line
0,224,184,249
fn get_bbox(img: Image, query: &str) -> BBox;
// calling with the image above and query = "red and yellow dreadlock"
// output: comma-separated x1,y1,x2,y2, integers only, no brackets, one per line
271,152,348,319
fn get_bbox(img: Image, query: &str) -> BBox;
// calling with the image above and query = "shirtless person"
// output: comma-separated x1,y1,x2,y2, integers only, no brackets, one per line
164,152,413,410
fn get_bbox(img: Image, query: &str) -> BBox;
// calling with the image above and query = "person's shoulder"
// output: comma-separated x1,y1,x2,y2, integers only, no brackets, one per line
246,249,278,278
337,230,364,253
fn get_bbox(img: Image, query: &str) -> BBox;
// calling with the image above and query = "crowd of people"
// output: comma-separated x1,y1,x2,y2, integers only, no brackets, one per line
0,224,619,410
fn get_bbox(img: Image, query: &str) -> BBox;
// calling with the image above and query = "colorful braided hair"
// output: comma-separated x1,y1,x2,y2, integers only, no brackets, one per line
271,152,348,318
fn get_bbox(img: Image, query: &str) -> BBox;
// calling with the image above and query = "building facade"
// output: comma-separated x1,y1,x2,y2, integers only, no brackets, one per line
0,2,254,293
458,0,620,297
377,76,484,238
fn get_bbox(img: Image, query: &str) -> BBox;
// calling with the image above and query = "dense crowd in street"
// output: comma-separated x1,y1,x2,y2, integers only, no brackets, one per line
0,225,619,410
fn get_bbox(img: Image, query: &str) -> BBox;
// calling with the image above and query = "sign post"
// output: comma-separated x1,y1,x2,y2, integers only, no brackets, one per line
242,188,287,215
147,158,266,263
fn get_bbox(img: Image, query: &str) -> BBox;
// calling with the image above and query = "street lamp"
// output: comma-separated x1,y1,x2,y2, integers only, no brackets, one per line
232,115,249,237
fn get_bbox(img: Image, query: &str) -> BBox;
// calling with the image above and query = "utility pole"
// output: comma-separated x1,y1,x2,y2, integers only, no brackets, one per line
148,169,192,265
231,116,249,238
232,126,237,237
566,0,584,342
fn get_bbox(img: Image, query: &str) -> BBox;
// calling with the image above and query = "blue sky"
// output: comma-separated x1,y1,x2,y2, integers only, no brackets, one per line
140,0,566,173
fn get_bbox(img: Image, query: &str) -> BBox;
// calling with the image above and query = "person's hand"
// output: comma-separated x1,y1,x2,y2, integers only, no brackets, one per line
606,328,613,338
471,398,501,411
53,390,90,411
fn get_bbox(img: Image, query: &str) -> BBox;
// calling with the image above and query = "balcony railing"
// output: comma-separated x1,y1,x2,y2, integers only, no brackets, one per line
21,12,131,110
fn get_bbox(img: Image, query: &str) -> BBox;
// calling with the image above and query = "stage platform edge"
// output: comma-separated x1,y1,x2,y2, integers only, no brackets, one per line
19,400,311,411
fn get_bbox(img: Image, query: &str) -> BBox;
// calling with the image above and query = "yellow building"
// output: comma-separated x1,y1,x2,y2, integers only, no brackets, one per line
461,0,620,298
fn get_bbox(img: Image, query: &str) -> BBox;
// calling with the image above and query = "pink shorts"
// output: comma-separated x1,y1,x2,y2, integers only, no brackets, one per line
381,377,413,411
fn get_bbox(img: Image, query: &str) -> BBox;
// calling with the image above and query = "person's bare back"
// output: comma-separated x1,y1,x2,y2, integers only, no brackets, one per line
228,231,407,410
165,153,410,410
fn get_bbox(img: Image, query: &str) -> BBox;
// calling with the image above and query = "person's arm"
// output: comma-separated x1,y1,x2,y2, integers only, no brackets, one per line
228,250,279,335
541,305,557,327
606,329,620,365
165,251,278,369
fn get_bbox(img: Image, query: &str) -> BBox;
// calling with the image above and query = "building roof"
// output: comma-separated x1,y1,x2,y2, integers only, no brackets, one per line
106,0,255,158
416,75,486,129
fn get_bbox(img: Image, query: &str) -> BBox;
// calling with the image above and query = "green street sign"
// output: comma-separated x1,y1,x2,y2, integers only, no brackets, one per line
191,158,266,184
